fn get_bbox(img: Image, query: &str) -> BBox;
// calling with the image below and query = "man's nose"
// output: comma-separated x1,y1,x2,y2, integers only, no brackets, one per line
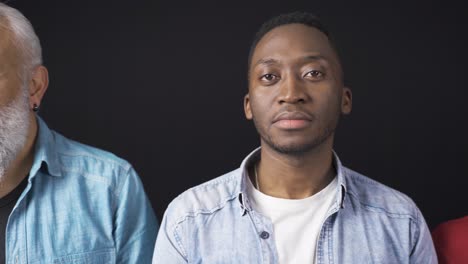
277,74,308,104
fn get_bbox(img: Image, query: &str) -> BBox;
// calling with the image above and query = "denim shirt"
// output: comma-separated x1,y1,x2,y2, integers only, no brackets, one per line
153,148,437,264
6,117,158,264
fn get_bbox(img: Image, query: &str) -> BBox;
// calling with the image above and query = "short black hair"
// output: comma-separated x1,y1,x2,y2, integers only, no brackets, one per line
247,11,336,71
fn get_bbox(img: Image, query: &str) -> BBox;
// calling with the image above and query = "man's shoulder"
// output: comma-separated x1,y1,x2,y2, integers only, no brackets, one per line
343,167,421,219
163,168,242,225
52,130,129,166
48,129,134,186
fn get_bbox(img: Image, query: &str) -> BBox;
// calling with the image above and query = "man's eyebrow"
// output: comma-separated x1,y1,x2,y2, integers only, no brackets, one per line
254,55,329,68
254,58,280,67
302,55,328,62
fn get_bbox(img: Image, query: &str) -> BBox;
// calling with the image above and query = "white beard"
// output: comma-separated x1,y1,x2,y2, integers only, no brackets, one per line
0,90,30,181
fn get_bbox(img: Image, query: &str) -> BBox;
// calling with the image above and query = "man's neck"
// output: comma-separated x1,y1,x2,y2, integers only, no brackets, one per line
0,116,37,198
253,138,335,199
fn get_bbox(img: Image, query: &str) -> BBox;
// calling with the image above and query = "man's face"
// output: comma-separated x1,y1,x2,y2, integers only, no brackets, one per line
0,28,30,179
245,23,352,155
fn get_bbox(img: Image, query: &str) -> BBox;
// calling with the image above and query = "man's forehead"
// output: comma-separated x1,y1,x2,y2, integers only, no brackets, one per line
0,17,12,44
0,28,20,74
0,26,13,54
250,24,339,69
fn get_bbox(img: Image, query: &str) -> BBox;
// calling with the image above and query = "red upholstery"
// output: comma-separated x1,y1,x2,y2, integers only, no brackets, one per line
432,216,468,264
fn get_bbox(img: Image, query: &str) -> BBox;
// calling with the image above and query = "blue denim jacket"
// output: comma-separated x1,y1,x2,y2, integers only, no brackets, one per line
6,117,158,263
153,148,436,263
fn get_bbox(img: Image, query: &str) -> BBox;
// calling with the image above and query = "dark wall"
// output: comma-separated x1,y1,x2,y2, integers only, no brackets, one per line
7,0,467,228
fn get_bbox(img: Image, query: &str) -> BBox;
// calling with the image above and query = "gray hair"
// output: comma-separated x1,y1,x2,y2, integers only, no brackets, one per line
0,3,42,78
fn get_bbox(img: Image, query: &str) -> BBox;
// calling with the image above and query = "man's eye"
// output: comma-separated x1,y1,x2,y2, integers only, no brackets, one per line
260,74,278,82
304,70,324,79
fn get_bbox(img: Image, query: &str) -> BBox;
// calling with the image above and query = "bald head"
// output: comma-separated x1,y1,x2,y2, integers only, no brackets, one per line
0,3,42,80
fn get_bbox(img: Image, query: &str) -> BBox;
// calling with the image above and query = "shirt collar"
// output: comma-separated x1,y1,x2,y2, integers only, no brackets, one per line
236,147,348,215
28,116,62,180
237,147,261,215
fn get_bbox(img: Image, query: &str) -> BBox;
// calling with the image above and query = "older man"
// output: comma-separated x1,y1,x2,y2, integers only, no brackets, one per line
153,12,436,263
0,3,157,263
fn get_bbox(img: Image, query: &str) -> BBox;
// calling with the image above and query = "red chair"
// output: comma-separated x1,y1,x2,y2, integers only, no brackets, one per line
432,216,468,264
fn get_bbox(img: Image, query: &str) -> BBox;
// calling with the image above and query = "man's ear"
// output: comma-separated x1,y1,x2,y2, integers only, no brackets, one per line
341,87,352,115
244,93,253,120
29,65,49,110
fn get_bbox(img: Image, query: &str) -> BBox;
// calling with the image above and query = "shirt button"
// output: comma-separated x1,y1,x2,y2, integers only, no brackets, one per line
260,231,270,239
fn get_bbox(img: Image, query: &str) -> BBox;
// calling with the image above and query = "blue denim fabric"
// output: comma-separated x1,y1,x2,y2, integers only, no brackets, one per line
6,117,158,263
153,148,436,264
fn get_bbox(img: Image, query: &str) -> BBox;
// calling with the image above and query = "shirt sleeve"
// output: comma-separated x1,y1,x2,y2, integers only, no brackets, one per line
114,166,159,263
152,201,188,263
410,207,437,264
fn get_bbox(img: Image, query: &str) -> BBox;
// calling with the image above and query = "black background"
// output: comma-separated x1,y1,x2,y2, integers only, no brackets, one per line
5,0,467,228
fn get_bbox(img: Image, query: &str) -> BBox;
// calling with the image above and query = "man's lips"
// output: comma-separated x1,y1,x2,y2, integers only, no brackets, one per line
272,111,313,130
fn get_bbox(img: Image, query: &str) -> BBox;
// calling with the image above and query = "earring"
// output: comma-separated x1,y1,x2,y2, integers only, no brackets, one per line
33,104,39,112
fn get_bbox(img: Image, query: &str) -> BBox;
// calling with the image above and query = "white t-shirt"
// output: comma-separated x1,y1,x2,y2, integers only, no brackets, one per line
247,175,338,264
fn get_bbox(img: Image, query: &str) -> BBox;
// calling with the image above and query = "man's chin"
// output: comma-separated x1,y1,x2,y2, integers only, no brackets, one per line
262,133,334,156
267,140,317,155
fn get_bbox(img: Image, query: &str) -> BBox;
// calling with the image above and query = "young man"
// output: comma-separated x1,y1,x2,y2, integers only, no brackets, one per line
153,12,436,263
0,3,157,263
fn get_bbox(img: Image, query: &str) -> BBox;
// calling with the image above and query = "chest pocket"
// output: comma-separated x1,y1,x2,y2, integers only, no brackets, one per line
52,248,115,264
